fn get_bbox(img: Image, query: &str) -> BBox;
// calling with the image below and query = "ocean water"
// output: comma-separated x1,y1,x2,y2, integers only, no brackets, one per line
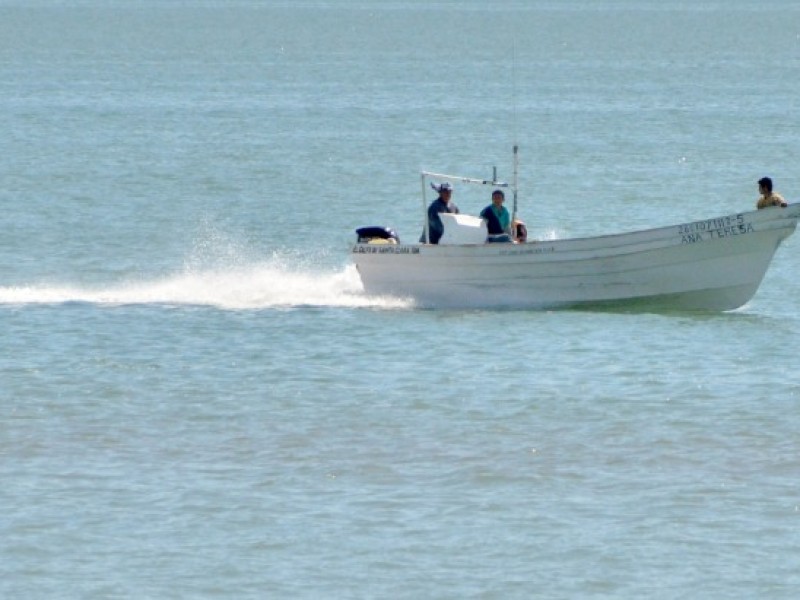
2,1,800,598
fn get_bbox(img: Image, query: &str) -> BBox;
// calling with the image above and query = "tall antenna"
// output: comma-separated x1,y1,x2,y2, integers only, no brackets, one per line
511,37,520,223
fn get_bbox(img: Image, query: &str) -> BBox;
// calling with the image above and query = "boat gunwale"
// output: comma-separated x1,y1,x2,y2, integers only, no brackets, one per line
353,204,800,257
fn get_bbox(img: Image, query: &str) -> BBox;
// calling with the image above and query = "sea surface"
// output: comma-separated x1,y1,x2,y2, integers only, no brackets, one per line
2,1,800,598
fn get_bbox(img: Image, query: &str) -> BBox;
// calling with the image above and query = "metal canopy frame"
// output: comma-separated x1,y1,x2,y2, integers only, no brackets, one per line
420,146,519,244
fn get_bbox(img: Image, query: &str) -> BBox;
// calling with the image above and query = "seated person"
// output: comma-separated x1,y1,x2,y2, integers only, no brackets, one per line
480,189,512,243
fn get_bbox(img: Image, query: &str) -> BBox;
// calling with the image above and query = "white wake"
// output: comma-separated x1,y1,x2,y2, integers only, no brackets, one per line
0,263,411,310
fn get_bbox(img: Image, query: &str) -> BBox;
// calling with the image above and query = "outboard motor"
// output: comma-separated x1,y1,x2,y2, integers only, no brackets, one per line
355,226,400,244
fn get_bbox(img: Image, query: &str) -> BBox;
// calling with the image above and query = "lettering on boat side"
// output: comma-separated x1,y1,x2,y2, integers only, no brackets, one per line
678,214,755,244
353,245,420,254
498,246,556,256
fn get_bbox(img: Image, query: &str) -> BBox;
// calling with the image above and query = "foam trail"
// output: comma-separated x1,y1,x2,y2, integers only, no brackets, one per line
0,263,412,310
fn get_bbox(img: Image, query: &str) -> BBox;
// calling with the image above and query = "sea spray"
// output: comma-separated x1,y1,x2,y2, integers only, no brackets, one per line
0,262,410,310
1,217,410,309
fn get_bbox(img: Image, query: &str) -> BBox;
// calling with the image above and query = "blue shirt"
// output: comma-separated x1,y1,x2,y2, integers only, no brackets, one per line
422,197,459,244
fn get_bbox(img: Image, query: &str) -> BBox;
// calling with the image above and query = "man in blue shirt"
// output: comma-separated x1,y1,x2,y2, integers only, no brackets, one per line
421,182,459,244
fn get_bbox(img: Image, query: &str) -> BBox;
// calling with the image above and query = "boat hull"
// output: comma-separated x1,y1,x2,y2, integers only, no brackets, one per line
352,205,799,310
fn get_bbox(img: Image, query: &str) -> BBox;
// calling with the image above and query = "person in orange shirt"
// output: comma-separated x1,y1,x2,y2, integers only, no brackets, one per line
756,177,788,209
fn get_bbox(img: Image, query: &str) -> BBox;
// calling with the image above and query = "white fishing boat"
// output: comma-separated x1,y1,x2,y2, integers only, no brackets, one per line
352,154,798,311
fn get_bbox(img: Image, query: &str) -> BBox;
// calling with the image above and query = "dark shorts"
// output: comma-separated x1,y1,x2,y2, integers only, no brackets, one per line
486,234,512,243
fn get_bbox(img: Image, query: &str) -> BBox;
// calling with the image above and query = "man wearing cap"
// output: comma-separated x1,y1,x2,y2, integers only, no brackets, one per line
421,182,459,244
756,177,788,209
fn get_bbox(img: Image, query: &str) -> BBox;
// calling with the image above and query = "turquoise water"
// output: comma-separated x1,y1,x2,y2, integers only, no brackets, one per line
2,1,800,598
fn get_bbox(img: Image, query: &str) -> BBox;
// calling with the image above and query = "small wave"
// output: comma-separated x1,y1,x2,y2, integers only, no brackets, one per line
0,263,412,310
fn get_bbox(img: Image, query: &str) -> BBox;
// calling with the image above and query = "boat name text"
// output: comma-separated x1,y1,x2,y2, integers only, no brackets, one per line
354,245,421,254
498,246,556,256
678,215,754,244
